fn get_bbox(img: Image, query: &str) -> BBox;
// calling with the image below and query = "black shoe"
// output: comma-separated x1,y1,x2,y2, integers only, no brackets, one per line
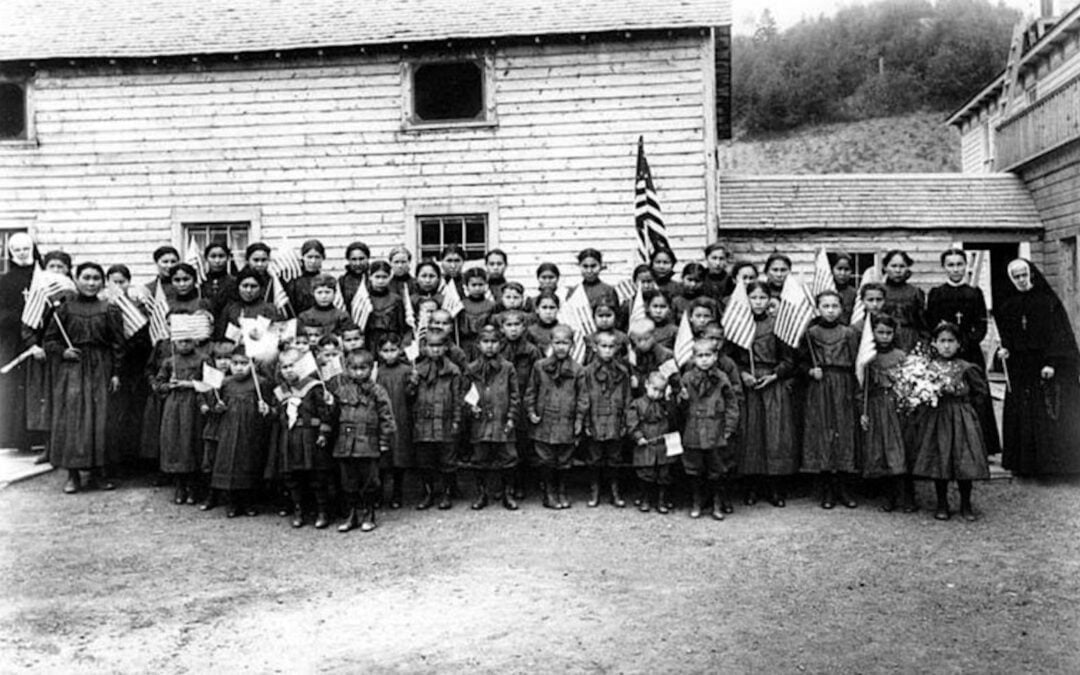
656,490,670,515
711,496,726,521
33,450,50,465
226,506,240,518
63,473,80,494
244,506,259,517
314,511,330,529
587,482,600,508
502,491,519,511
360,508,377,532
934,507,951,521
769,492,786,508
338,508,359,532
743,490,758,506
174,485,186,505
437,487,453,510
390,487,403,510
836,486,857,509
610,482,626,508
199,493,218,511
960,501,977,522
291,507,305,528
542,487,559,509
471,492,488,510
416,483,435,510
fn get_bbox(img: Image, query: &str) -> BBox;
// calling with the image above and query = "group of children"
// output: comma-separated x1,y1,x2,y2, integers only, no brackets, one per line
45,239,997,529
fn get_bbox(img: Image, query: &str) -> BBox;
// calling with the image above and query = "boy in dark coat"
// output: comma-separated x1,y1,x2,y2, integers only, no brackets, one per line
499,310,543,500
680,339,740,520
329,350,396,533
525,324,587,509
409,330,465,510
582,330,632,507
297,274,356,338
627,371,678,514
465,325,520,511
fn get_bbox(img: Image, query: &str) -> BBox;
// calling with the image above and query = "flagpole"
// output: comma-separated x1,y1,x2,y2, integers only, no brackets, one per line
51,305,75,351
862,373,870,418
252,370,265,405
1001,354,1012,393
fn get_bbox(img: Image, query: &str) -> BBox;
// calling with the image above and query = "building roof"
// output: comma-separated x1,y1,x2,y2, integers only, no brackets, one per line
0,0,731,62
718,174,1043,232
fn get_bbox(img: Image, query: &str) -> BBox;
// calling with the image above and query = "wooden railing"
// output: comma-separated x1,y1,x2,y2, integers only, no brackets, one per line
995,73,1080,170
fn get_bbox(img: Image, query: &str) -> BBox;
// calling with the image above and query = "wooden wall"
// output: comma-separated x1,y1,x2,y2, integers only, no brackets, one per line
0,36,712,284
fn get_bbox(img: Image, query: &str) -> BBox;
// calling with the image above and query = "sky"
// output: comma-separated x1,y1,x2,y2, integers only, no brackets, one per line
732,0,1046,35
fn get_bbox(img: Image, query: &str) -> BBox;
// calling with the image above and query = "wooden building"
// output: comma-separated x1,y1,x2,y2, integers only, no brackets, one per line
948,1,1080,329
0,0,732,282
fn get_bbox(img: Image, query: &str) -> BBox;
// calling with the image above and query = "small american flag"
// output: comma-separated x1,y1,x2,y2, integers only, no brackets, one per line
20,267,74,330
269,244,303,283
169,312,212,342
721,281,754,351
613,277,637,305
148,282,170,344
332,279,347,312
185,236,206,285
558,286,596,364
113,291,148,339
634,136,670,262
441,278,464,318
269,274,290,313
673,310,694,367
628,283,647,327
810,247,837,299
855,315,876,387
350,277,372,331
775,276,816,348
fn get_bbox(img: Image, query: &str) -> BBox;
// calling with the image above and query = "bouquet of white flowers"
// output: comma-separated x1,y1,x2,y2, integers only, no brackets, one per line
888,344,965,415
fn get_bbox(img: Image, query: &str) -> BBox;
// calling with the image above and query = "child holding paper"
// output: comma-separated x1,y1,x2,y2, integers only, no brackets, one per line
197,341,235,509
627,319,679,397
209,344,272,517
215,268,278,341
627,371,678,514
329,350,396,533
525,324,587,509
154,317,212,505
270,347,335,529
375,334,413,509
680,339,740,520
464,325,520,511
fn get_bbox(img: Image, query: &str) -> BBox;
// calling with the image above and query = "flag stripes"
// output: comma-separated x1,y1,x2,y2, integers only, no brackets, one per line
21,268,75,330
634,136,670,262
113,292,148,338
269,245,303,283
775,277,816,348
350,278,372,331
810,247,837,299
673,310,694,367
558,286,597,364
148,282,170,344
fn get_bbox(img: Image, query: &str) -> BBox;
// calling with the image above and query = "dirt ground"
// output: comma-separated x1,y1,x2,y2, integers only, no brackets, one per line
1,472,1078,674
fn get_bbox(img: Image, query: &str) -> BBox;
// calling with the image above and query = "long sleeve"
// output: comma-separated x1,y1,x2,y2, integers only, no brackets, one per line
506,366,521,428
573,367,588,434
375,386,397,447
722,379,740,439
449,371,464,434
775,339,796,379
524,363,541,419
626,401,644,444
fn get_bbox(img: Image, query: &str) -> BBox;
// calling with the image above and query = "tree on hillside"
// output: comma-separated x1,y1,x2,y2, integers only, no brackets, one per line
732,0,1019,134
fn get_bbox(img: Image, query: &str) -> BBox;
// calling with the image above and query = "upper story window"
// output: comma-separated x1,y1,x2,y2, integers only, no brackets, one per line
0,79,31,142
402,56,496,131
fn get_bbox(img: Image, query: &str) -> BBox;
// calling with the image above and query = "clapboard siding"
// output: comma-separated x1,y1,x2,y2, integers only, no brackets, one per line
0,37,711,282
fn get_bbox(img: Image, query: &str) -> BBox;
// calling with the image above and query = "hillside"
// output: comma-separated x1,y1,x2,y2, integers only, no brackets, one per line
718,111,961,174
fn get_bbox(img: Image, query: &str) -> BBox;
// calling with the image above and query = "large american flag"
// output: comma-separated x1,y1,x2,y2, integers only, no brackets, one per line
558,286,596,364
634,136,670,262
775,276,816,348
720,280,754,351
810,247,837,299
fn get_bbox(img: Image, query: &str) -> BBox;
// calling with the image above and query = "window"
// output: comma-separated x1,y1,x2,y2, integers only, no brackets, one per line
1062,236,1078,297
182,222,250,265
849,252,879,286
403,56,496,130
417,214,487,262
0,79,30,141
0,229,27,274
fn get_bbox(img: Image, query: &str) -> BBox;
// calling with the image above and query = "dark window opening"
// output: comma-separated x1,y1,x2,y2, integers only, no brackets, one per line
418,214,487,261
413,61,484,122
0,82,27,140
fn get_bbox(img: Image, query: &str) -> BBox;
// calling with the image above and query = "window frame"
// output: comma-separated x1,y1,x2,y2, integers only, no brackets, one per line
404,200,499,263
171,207,262,268
400,54,497,132
0,74,35,146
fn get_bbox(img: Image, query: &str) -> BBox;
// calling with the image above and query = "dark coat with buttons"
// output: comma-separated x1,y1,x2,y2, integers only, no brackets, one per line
525,356,588,444
465,356,520,443
627,395,677,467
680,366,740,449
328,379,396,459
408,358,464,443
582,358,632,441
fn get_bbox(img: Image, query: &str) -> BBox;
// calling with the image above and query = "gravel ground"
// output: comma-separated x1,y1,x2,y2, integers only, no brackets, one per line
1,472,1078,673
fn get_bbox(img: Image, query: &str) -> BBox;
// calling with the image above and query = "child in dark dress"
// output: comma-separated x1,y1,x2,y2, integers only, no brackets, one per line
375,334,414,509
364,261,407,354
198,342,235,510
627,371,678,514
644,289,677,350
154,336,209,505
582,330,632,508
912,323,991,521
209,346,272,517
464,325,521,511
679,339,740,520
272,347,334,529
858,314,909,512
458,267,496,359
527,291,560,354
583,301,628,365
329,350,396,533
298,274,356,338
799,290,860,509
525,324,587,509
829,252,857,325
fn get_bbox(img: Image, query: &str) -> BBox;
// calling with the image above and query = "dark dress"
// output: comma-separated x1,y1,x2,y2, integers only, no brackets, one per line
366,288,407,353
339,271,367,310
911,360,991,481
575,279,618,310
926,282,1000,455
996,274,1080,476
200,270,237,323
154,351,209,474
836,283,857,326
375,361,414,469
0,261,35,449
210,374,270,490
702,270,733,305
108,325,152,463
297,305,355,338
389,274,417,301
799,321,860,474
860,347,907,478
734,314,798,476
285,271,320,316
45,295,124,470
882,280,927,352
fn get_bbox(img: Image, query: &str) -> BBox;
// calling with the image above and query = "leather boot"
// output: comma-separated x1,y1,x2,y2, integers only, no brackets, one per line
768,478,786,508
416,476,436,510
338,507,360,532
360,502,378,532
933,480,950,520
959,481,976,522
557,472,571,509
389,471,404,510
719,478,734,514
610,479,626,508
437,479,453,510
314,511,330,529
291,504,305,528
638,483,652,512
836,476,857,509
656,487,670,514
471,479,488,510
199,490,218,511
711,487,726,521
587,479,601,508
173,481,186,505
63,470,80,494
881,477,899,512
901,476,919,513
689,478,704,519
821,476,836,510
